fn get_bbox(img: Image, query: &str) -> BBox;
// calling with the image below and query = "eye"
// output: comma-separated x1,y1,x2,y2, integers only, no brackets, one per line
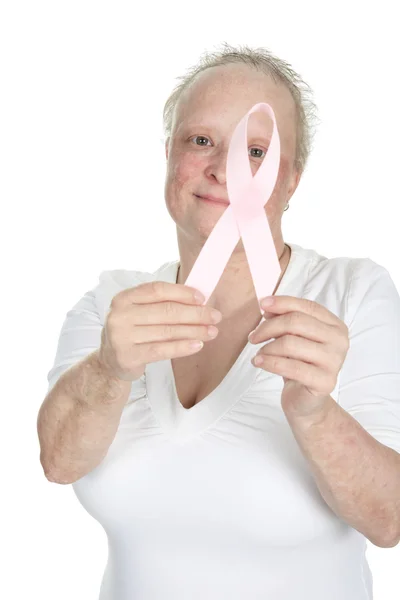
249,147,266,159
190,136,266,159
190,135,212,147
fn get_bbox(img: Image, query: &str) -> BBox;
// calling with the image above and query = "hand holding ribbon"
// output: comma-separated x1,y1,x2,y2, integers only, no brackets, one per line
249,296,350,418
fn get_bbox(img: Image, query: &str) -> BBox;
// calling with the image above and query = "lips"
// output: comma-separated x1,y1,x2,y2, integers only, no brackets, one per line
195,194,229,206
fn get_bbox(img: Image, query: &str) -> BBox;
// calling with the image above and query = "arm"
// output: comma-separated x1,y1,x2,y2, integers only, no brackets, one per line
37,349,132,484
283,396,400,548
286,260,400,548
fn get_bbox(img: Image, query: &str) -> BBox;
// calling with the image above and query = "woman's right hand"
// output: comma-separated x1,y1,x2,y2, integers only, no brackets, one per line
98,281,222,381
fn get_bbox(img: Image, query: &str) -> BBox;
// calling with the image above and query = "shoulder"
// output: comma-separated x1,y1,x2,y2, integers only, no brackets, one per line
289,242,399,323
291,241,393,287
290,241,386,280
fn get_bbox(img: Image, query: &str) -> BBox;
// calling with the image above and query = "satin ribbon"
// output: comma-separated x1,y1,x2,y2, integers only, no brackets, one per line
184,102,282,316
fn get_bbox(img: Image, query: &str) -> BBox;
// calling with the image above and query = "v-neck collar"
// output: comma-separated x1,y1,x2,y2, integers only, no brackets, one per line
144,243,300,441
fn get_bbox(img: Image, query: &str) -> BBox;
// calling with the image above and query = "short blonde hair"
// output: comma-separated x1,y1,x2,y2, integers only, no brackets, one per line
162,42,319,174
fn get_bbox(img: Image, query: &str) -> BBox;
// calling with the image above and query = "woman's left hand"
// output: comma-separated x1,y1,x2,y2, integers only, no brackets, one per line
248,295,350,418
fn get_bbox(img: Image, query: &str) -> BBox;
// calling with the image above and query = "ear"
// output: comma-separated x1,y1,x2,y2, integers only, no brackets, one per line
165,138,170,160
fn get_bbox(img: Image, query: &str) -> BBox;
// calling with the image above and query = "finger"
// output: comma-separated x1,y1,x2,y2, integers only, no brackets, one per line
129,323,219,344
253,354,336,395
119,301,221,326
258,335,342,370
112,280,205,309
130,338,207,366
250,312,335,345
262,296,342,329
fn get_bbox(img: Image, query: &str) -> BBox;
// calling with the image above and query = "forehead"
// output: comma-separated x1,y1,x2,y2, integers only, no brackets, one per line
173,64,297,148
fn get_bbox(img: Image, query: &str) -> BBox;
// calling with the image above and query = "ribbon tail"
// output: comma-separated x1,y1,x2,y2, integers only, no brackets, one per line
239,211,281,312
184,206,240,305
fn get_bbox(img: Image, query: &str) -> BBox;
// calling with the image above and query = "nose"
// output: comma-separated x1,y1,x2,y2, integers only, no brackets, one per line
204,149,228,185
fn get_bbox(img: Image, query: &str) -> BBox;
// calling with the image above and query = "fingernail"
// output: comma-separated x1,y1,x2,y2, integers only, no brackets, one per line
260,296,274,309
211,309,222,323
189,340,204,350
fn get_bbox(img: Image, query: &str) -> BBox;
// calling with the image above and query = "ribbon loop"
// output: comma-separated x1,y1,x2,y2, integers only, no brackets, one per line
185,102,282,315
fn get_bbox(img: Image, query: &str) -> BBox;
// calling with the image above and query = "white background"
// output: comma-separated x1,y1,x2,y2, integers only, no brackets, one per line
1,0,399,598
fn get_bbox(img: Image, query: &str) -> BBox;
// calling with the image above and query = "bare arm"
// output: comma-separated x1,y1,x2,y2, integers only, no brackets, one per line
38,279,219,485
37,349,132,484
283,396,400,548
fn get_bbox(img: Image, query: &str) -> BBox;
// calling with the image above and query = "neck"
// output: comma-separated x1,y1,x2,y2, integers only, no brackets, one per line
176,239,291,319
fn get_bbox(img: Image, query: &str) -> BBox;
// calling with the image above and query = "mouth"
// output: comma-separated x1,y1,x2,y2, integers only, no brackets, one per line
194,194,229,207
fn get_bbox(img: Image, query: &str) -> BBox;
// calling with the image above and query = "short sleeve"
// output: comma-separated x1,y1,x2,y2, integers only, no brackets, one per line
338,259,400,455
46,272,110,395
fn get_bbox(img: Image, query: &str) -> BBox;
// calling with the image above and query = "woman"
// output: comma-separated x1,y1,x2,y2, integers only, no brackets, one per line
41,44,400,599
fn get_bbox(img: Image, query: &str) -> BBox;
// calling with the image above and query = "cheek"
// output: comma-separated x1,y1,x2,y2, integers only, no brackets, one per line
269,159,292,199
164,152,205,220
167,152,204,190
276,156,292,185
260,158,292,221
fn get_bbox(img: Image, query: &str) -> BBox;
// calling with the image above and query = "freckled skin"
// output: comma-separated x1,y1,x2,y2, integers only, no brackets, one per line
164,63,302,314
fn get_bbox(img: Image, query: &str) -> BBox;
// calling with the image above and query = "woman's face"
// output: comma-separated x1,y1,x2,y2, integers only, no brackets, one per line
164,64,300,244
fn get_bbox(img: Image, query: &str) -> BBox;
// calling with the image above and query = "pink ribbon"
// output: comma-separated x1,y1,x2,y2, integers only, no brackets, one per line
184,102,282,316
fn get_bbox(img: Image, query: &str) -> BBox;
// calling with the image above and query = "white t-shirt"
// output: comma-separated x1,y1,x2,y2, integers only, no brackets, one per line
46,242,400,600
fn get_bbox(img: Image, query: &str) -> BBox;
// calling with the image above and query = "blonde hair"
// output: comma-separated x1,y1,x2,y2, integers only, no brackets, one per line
162,42,319,174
